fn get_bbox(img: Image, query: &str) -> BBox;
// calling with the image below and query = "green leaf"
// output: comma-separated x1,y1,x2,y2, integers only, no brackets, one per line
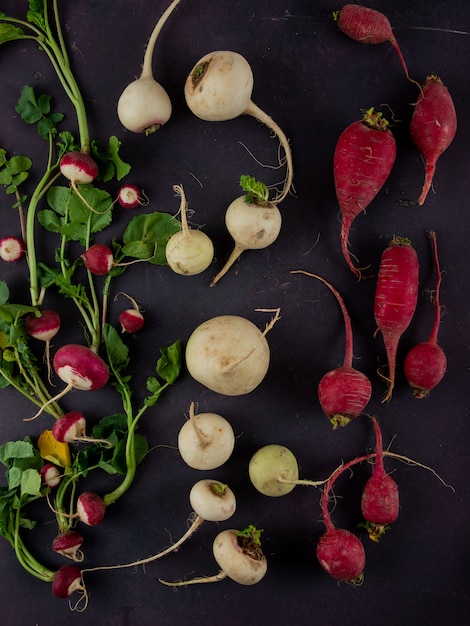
15,85,43,124
0,440,36,468
0,282,10,306
103,324,129,372
91,136,131,182
121,212,180,265
20,468,41,498
156,340,182,384
0,23,26,45
240,174,269,205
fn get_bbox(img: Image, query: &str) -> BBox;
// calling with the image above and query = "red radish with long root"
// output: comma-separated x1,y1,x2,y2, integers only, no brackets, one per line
404,231,447,398
410,75,457,206
334,108,396,278
334,4,414,82
374,236,419,402
291,270,371,428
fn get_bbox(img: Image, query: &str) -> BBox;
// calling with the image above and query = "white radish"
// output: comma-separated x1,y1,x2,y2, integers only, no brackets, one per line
185,309,280,396
165,184,214,275
249,444,299,497
177,402,235,470
117,0,181,134
184,50,293,203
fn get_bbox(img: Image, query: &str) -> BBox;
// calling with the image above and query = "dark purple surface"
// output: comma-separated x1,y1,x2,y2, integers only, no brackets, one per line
0,1,469,624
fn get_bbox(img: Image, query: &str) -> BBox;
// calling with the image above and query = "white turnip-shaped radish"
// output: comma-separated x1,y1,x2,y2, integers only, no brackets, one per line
117,0,181,134
159,525,267,587
210,176,282,286
178,402,235,470
249,444,299,497
165,184,214,275
184,50,293,203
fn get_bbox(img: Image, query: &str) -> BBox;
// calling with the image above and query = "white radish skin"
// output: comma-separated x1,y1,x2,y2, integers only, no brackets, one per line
212,529,267,585
185,312,279,396
184,50,293,202
189,480,236,522
249,444,299,496
178,403,235,470
211,196,281,286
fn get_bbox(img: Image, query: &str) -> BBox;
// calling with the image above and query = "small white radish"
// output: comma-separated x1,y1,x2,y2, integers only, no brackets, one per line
0,236,24,262
249,444,299,497
81,243,114,275
210,176,281,286
117,0,181,134
184,50,293,203
178,402,235,470
185,309,280,396
52,530,85,562
165,184,214,276
189,479,236,522
159,526,267,587
117,184,149,209
76,492,106,526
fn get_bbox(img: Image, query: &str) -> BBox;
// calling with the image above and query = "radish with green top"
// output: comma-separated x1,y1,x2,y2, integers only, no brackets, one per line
165,184,214,275
0,236,24,262
249,444,299,497
177,402,235,470
184,51,293,203
292,271,372,428
211,176,282,286
117,0,182,134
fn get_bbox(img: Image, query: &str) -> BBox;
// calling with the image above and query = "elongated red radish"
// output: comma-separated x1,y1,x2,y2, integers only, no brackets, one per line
334,108,396,277
360,415,399,542
374,236,419,402
184,51,293,203
404,232,447,398
0,236,24,262
410,75,457,205
52,530,85,562
117,0,181,133
292,270,371,428
334,4,413,81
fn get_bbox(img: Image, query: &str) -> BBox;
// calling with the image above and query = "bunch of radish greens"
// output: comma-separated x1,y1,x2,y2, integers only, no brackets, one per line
0,0,182,601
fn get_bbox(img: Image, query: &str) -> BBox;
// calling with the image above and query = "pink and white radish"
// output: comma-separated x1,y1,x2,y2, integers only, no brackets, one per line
115,292,145,334
249,444,299,497
410,75,457,205
76,492,106,527
0,236,24,262
52,530,85,562
40,463,62,488
165,184,214,275
292,270,372,427
59,151,101,213
184,51,293,203
404,231,447,398
177,402,235,470
374,236,419,401
117,184,149,209
52,564,85,599
117,0,181,134
81,243,114,276
25,309,61,381
52,411,112,447
185,309,280,396
210,176,281,286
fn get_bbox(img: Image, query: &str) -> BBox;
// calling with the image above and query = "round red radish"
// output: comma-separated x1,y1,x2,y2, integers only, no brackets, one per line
53,344,109,391
318,367,372,428
81,243,114,275
59,151,99,185
40,463,62,488
76,492,105,526
25,309,61,342
117,184,148,209
0,236,24,262
52,564,83,598
52,530,84,562
119,308,144,334
52,411,86,443
316,528,365,583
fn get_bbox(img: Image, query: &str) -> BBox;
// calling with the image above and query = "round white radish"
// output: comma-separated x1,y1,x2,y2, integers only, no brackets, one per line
178,403,235,470
59,151,99,185
189,480,236,522
117,0,181,133
212,528,267,585
165,184,214,276
249,444,299,497
185,314,277,396
0,236,24,262
53,344,109,391
76,492,105,526
81,244,114,275
117,184,149,209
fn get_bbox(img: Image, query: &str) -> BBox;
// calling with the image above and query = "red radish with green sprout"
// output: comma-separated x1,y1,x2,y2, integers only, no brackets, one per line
117,184,149,209
0,236,24,262
334,108,396,277
404,231,447,397
185,52,293,203
117,0,181,134
374,236,419,401
292,271,372,427
210,176,282,286
410,75,457,205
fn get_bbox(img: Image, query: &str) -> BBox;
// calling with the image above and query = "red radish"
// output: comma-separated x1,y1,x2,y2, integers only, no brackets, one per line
40,463,62,488
25,310,61,381
404,231,447,398
52,411,111,447
52,530,85,562
0,235,24,262
115,292,145,333
374,236,419,402
76,492,106,526
52,564,84,599
316,527,366,584
292,271,372,428
410,75,457,205
60,151,99,185
53,344,109,391
334,108,396,277
81,243,114,275
361,415,399,542
334,4,412,81
117,184,149,209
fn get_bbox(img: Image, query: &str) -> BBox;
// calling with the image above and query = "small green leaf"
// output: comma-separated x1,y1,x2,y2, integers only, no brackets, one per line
103,324,129,372
121,212,180,265
240,175,269,205
0,282,10,306
0,23,26,45
20,468,41,498
156,340,182,384
91,136,131,182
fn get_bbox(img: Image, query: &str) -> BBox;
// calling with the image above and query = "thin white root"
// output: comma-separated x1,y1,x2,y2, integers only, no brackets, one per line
159,570,227,587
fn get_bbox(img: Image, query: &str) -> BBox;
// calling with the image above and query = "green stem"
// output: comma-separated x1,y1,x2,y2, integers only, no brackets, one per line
13,509,55,582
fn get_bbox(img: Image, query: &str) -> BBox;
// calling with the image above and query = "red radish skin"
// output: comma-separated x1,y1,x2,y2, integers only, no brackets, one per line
374,237,419,402
81,244,114,275
52,564,84,598
76,492,105,526
292,271,372,427
316,528,366,583
335,4,412,80
40,463,62,488
119,308,145,334
25,310,61,342
59,151,99,185
334,108,396,277
53,344,109,391
52,530,85,562
410,75,457,205
117,184,149,209
52,412,86,443
0,236,24,262
404,232,447,397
